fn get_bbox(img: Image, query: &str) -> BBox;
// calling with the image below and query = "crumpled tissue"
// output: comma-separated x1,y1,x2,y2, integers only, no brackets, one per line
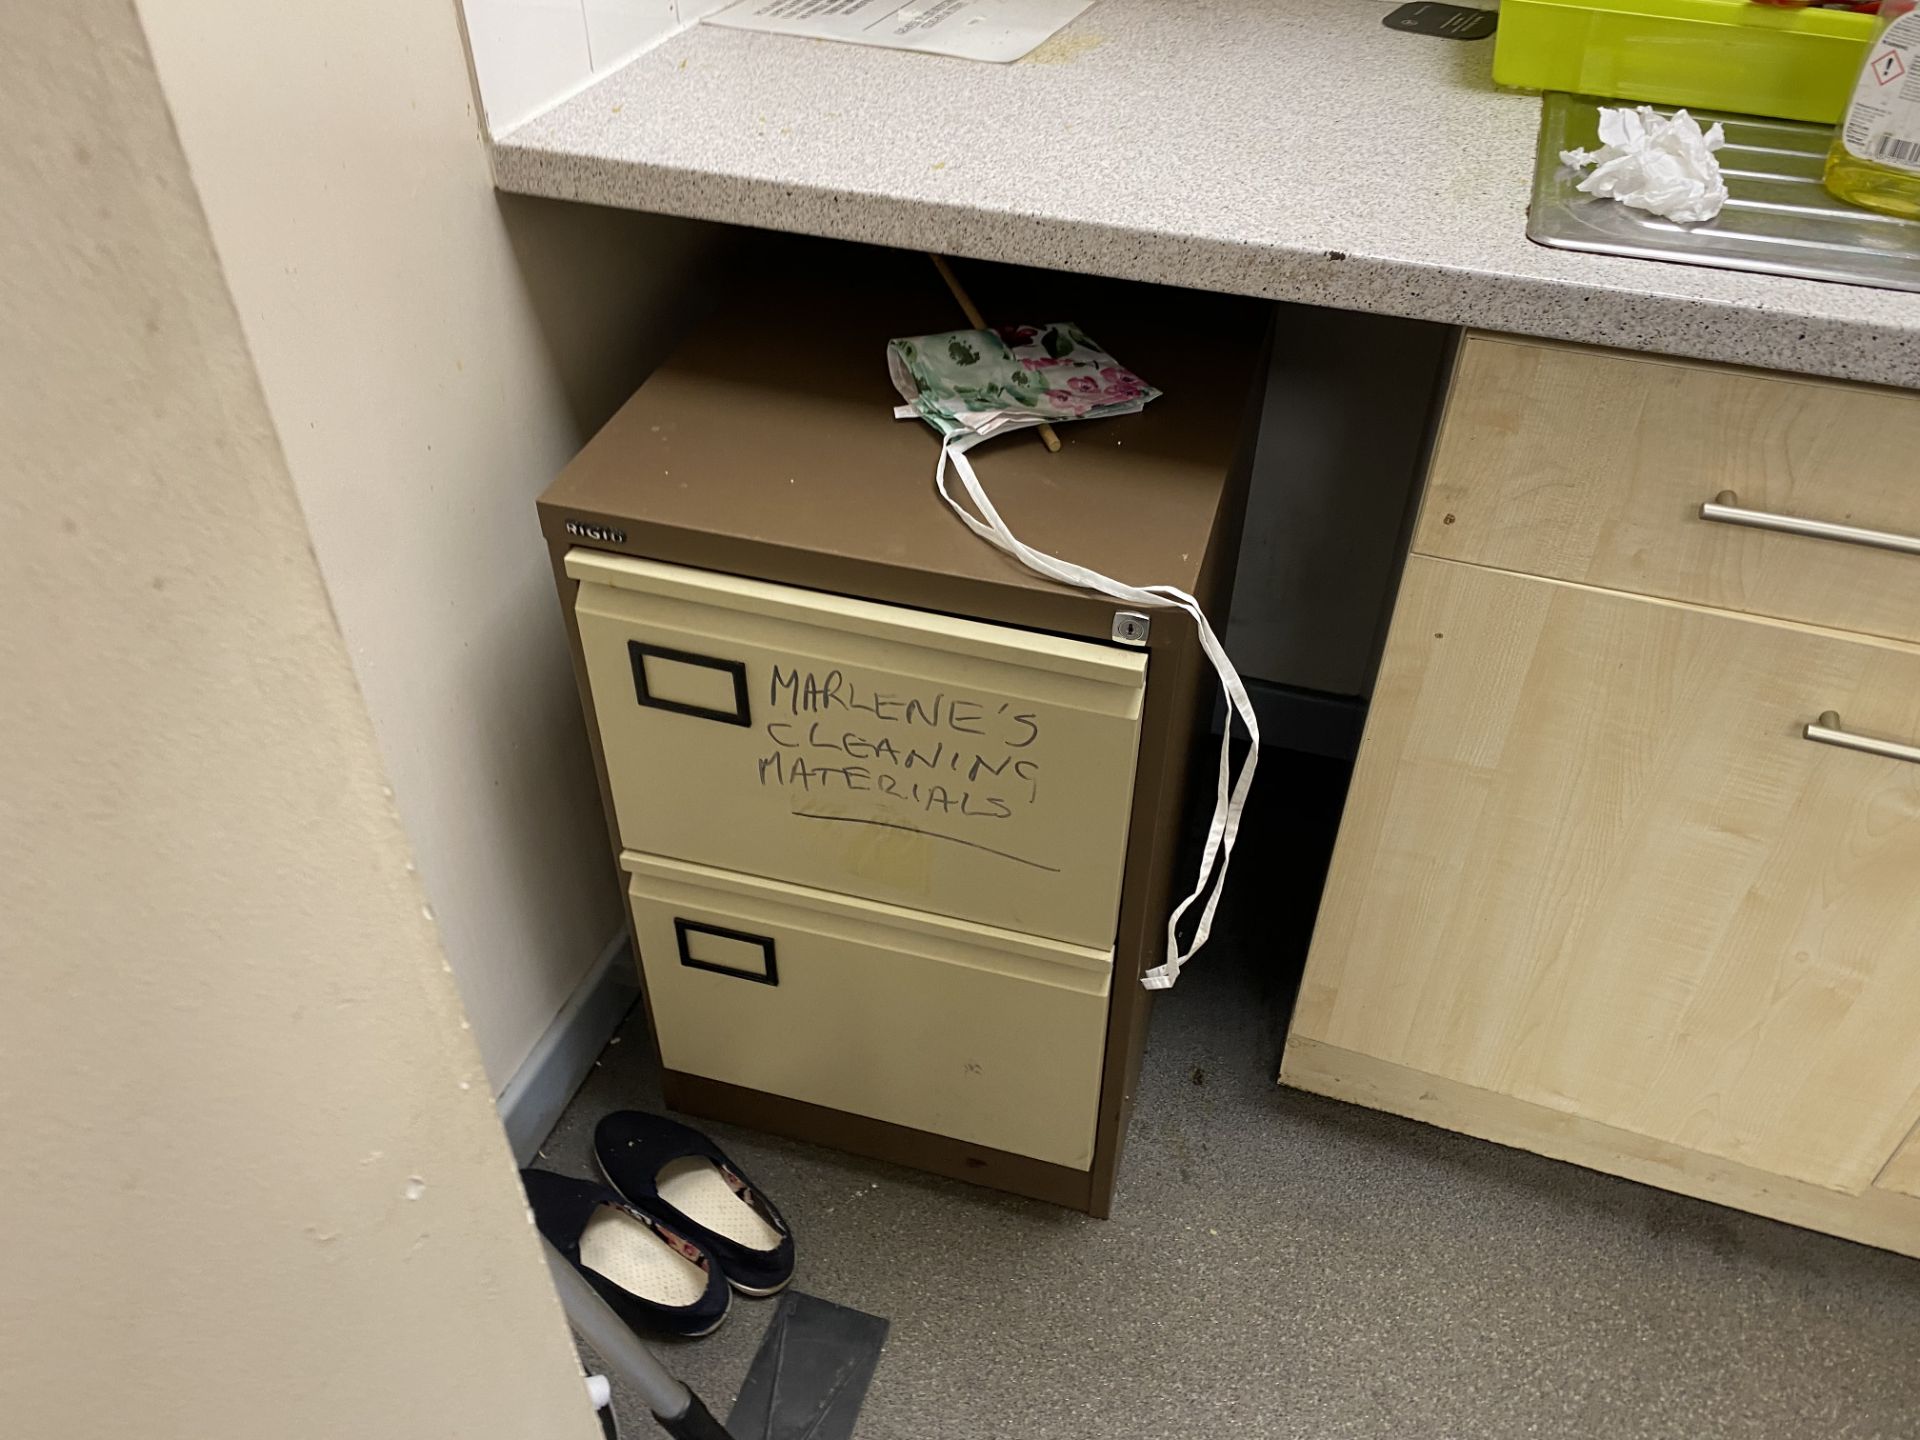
1560,106,1728,224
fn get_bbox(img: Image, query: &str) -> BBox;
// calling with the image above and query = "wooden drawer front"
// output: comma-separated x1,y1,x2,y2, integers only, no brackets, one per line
1293,557,1920,1193
1417,335,1920,645
570,550,1146,949
625,852,1111,1170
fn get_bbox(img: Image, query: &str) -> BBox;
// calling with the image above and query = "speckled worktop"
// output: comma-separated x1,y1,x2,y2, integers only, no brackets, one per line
492,0,1920,390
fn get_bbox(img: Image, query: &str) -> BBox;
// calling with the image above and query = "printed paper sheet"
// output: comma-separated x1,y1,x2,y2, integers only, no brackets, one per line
704,0,1096,64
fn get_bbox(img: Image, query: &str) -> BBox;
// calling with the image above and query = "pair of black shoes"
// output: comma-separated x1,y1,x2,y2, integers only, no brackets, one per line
525,1111,795,1340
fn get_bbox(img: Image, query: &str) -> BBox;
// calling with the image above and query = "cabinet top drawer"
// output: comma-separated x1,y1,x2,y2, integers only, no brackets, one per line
1417,335,1920,646
572,551,1147,949
567,549,1147,686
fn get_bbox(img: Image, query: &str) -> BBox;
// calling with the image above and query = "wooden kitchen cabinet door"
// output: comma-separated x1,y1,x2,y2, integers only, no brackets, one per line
1288,556,1920,1194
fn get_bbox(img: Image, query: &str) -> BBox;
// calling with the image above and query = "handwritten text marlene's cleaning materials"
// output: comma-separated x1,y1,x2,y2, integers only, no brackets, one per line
1561,106,1730,222
888,323,1256,991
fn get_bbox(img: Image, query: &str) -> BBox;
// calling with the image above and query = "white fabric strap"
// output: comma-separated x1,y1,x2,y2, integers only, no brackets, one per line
936,436,1258,990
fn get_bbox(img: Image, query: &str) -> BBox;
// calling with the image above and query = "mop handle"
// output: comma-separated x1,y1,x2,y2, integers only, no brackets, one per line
543,1236,735,1439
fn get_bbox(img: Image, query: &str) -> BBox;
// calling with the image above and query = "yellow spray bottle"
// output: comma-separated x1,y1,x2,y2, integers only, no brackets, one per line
1825,0,1920,219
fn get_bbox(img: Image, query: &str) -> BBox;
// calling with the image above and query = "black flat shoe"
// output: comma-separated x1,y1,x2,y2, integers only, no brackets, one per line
594,1112,796,1298
521,1168,731,1338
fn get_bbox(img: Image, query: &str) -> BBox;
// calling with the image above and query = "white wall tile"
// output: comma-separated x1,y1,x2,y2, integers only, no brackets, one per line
585,0,678,72
462,0,594,134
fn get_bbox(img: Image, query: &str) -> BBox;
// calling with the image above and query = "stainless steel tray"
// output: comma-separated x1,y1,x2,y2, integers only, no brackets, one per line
1529,93,1920,293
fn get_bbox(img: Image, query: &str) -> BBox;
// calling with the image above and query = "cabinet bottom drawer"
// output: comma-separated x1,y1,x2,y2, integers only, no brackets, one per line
623,852,1112,1170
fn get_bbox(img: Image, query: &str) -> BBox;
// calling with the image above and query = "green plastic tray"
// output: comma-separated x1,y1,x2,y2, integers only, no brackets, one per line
1492,0,1876,124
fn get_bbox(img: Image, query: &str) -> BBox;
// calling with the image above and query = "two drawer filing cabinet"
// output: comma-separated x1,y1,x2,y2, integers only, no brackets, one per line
539,261,1266,1214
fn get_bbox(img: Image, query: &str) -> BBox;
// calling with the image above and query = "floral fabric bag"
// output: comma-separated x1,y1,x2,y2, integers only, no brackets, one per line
886,323,1159,442
885,323,1255,994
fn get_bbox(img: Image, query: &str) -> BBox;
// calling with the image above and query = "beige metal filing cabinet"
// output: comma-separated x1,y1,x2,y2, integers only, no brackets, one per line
1284,334,1920,1256
540,258,1265,1214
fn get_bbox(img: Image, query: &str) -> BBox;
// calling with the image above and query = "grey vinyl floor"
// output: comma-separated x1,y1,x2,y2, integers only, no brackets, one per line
539,752,1920,1440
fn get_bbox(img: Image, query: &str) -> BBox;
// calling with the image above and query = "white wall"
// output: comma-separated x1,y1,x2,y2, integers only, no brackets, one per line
137,0,723,1091
464,0,733,134
0,7,598,1435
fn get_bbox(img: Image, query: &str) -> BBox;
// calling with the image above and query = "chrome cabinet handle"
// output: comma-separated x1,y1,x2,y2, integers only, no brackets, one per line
1700,491,1920,558
1804,711,1920,766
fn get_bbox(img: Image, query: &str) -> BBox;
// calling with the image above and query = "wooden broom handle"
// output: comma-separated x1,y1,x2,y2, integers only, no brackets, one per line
927,253,1062,454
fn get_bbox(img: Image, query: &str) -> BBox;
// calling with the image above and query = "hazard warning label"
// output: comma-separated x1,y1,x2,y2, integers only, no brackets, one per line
1842,9,1920,172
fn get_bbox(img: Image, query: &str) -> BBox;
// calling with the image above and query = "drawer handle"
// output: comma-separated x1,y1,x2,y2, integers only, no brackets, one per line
1700,491,1920,558
1804,711,1920,767
674,917,779,986
628,641,752,727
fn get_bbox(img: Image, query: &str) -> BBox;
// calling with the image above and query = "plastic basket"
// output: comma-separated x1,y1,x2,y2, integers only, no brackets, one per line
1492,0,1876,124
